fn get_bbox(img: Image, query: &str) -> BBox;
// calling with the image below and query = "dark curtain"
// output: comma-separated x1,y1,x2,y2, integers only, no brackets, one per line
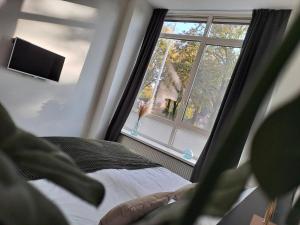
105,8,168,142
191,9,291,182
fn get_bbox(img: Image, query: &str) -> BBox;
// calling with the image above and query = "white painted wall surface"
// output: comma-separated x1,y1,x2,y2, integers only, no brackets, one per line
85,0,153,138
267,46,300,112
0,0,98,136
0,0,148,138
66,0,129,136
0,0,151,138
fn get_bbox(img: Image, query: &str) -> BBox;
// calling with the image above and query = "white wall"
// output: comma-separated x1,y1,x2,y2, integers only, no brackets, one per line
0,0,99,136
16,0,98,84
267,50,300,112
84,0,153,138
0,0,152,138
63,0,130,136
0,1,22,65
266,7,300,112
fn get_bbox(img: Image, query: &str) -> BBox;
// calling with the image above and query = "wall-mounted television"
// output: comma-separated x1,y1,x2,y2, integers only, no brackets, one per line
7,38,65,82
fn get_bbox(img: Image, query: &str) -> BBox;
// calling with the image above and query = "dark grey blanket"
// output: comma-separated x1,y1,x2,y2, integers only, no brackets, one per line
20,137,160,180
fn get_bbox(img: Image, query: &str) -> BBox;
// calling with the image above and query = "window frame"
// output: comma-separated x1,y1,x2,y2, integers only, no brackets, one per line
123,13,251,159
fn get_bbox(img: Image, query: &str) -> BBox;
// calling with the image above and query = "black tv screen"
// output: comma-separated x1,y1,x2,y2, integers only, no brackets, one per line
7,38,65,82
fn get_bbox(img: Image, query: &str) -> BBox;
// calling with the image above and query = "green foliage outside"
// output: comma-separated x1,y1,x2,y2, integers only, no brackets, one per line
137,22,248,130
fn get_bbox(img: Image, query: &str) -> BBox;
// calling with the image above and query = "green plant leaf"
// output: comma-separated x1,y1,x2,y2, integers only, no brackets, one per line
286,197,300,225
0,151,69,225
179,11,300,225
23,185,70,225
15,150,105,206
133,163,250,225
251,96,300,198
203,162,251,216
0,104,17,143
1,130,75,165
1,131,105,206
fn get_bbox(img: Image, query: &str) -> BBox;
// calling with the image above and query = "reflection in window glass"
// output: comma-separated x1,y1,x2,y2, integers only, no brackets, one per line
209,23,248,40
183,46,241,131
137,38,201,120
162,21,206,36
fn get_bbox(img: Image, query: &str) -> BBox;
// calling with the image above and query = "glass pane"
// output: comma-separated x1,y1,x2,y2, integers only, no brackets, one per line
136,38,201,120
209,23,248,40
183,45,241,131
162,21,206,36
173,128,208,158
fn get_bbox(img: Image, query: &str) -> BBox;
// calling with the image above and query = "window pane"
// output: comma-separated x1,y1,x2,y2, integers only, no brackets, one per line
162,21,206,36
183,45,241,131
173,128,208,158
124,112,174,144
137,38,201,120
209,23,248,40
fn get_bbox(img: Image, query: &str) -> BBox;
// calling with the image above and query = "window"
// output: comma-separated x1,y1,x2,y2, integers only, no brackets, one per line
123,15,250,162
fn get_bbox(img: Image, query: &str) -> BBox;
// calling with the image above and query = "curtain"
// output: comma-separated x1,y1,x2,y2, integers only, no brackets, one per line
191,9,291,182
105,8,168,142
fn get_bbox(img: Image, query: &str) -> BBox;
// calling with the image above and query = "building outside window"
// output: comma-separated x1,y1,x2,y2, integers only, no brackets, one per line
122,14,250,164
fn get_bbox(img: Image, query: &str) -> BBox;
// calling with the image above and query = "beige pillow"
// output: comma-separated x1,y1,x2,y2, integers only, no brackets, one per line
174,183,197,201
100,192,174,225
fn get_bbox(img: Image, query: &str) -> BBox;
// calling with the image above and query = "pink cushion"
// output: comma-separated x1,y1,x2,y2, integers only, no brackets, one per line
174,183,196,201
100,192,174,225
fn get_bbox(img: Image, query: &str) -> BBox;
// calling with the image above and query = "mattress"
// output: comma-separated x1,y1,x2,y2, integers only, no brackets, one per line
30,167,190,225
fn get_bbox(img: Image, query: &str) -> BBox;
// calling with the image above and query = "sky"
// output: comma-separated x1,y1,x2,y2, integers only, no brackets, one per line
163,21,205,35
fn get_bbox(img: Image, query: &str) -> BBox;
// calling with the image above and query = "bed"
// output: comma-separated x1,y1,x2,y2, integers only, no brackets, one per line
22,137,290,225
22,137,190,225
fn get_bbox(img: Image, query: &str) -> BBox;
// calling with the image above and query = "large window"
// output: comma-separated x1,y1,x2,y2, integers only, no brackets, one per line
123,15,250,162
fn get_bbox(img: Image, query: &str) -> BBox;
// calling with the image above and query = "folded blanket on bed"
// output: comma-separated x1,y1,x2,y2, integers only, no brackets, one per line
19,137,161,180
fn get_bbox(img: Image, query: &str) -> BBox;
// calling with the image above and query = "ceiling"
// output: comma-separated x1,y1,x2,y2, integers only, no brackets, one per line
147,0,298,11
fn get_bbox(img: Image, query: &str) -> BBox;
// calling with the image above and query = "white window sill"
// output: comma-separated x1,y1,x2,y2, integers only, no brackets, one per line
121,129,197,166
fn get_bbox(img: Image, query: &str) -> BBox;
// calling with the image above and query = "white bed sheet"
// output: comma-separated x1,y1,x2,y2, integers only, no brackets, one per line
30,167,190,225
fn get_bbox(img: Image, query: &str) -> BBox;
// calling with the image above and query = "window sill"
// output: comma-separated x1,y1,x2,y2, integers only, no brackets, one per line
121,129,197,166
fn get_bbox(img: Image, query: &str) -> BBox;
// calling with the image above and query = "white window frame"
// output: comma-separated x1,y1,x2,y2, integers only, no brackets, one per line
122,13,252,161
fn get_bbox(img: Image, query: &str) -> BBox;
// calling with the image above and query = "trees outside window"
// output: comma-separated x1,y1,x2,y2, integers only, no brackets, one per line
124,15,249,159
